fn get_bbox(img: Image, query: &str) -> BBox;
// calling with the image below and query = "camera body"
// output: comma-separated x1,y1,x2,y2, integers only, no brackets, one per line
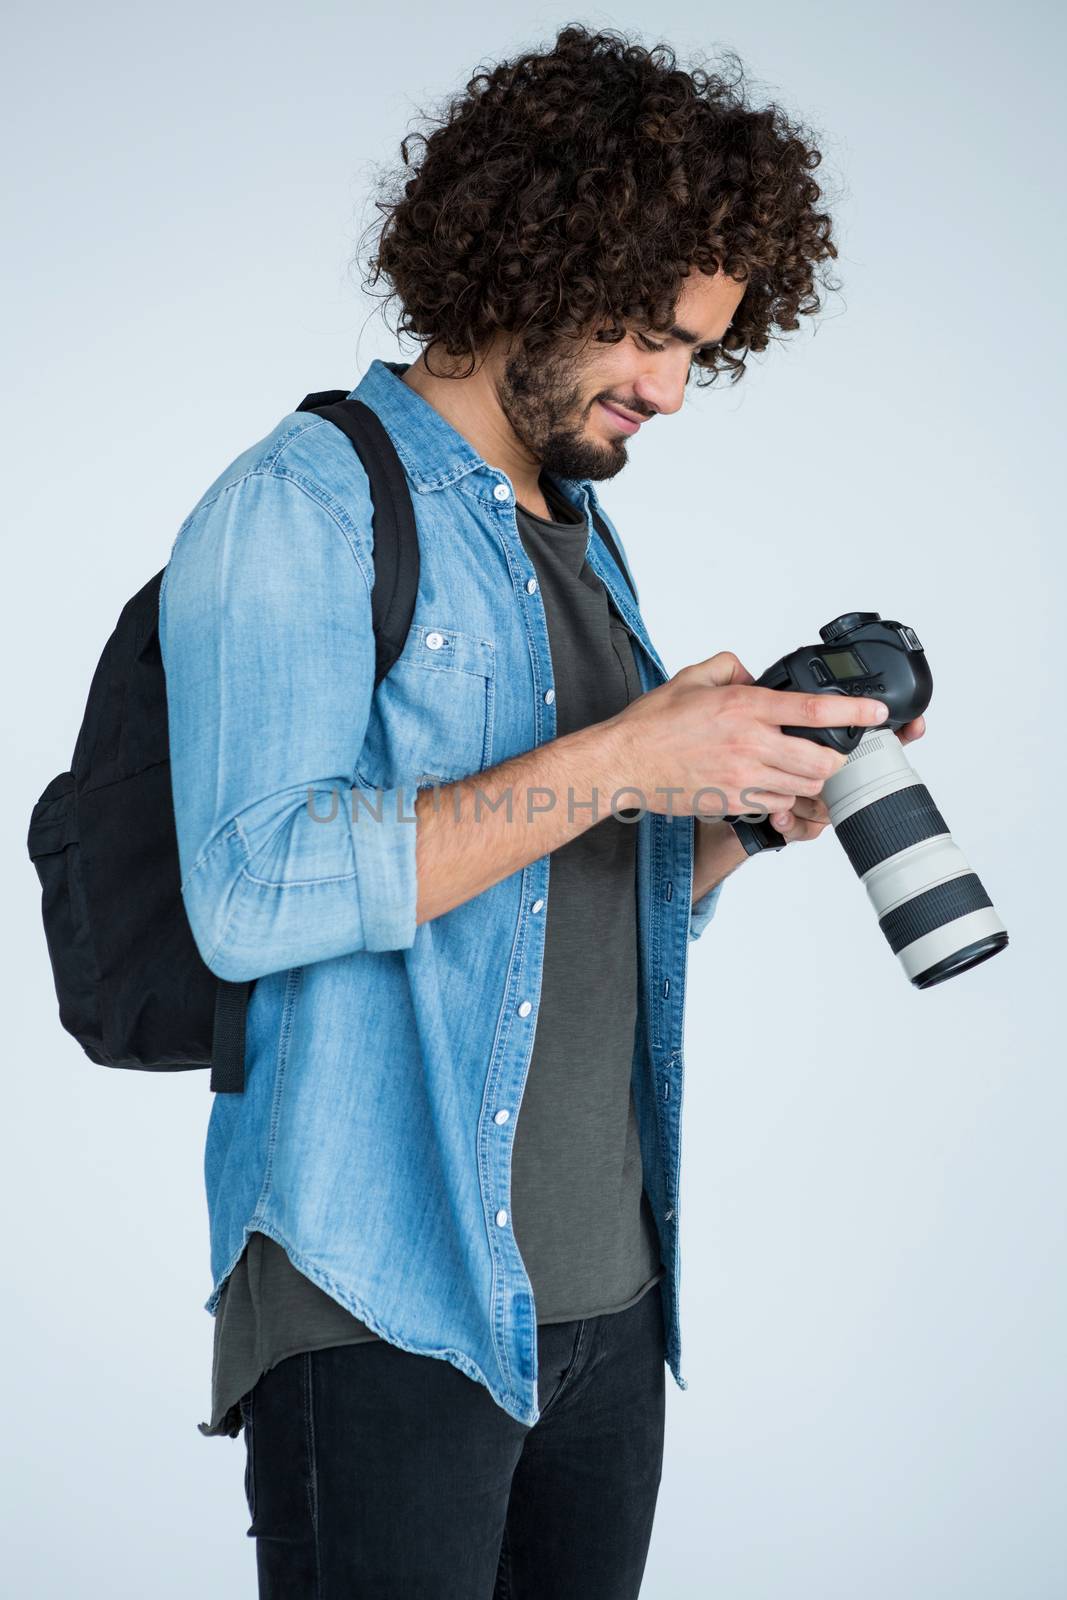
754,609,931,743
727,610,932,849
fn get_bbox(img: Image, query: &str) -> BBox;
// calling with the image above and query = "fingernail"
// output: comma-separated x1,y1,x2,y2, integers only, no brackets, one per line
874,702,889,721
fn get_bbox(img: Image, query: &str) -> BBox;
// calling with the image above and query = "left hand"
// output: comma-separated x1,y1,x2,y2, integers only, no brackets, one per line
770,714,927,845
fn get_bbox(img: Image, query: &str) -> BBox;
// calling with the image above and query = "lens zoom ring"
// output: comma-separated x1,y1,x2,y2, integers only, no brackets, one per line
879,874,993,955
836,785,949,876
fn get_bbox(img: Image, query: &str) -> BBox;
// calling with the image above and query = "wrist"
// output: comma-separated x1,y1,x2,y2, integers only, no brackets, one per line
693,817,749,901
585,714,639,802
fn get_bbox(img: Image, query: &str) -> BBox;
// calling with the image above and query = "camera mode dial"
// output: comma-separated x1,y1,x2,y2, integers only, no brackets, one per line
820,611,881,643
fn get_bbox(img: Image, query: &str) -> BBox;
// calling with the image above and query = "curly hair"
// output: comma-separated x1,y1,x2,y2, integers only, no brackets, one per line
361,23,839,386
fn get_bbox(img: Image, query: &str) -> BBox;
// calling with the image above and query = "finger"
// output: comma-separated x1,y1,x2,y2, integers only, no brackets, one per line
708,789,796,821
895,714,926,744
742,764,829,805
758,687,889,731
769,787,835,829
790,795,831,825
769,731,849,784
770,810,830,842
752,757,838,800
768,810,820,841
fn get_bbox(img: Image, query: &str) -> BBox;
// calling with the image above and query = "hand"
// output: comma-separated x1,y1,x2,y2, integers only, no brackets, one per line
769,712,928,845
606,651,891,818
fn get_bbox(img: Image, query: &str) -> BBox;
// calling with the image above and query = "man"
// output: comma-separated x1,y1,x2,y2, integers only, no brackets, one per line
160,23,925,1596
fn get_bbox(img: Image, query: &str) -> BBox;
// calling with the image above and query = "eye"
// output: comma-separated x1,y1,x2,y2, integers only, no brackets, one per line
635,331,721,363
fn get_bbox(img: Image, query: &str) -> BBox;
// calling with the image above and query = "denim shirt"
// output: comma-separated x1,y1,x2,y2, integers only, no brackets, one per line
158,357,725,1428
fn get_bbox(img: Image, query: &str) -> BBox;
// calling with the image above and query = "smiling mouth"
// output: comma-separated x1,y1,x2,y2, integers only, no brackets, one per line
597,400,644,434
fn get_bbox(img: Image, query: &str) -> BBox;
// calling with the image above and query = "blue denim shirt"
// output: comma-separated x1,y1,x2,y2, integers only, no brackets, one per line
158,357,725,1427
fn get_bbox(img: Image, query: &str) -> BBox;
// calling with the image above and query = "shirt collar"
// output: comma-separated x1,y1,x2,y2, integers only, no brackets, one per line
347,358,601,518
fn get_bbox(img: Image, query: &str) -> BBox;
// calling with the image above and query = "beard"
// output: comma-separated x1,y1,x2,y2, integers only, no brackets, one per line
497,339,631,483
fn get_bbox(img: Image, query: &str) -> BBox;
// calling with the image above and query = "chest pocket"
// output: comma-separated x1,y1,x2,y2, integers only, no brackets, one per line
355,621,496,789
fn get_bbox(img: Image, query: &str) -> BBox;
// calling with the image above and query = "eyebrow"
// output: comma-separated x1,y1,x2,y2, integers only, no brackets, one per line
666,322,730,350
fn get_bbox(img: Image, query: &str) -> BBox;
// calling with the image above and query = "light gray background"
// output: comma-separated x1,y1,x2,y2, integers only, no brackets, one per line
5,3,1063,1595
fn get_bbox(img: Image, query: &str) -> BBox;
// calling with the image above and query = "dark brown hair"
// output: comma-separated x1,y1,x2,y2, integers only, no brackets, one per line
361,23,840,385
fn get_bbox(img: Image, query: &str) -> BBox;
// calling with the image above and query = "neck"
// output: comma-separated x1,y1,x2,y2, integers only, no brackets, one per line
399,349,545,508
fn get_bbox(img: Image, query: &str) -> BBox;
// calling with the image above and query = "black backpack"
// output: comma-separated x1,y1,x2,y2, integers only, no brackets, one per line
27,389,637,1096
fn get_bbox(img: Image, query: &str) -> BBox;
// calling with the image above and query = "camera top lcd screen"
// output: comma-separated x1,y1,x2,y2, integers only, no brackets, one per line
821,649,865,680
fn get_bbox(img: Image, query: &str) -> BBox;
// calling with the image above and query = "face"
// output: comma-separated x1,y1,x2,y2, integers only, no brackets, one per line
494,268,747,482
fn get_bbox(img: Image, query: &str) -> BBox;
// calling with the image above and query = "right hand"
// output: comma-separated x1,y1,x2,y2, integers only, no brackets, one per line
604,650,891,820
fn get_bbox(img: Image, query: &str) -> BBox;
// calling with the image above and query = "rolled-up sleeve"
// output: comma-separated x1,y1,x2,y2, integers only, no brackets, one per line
159,468,419,983
688,817,727,942
689,879,724,942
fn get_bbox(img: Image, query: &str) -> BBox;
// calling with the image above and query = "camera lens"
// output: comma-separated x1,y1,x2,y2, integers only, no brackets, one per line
822,730,1008,988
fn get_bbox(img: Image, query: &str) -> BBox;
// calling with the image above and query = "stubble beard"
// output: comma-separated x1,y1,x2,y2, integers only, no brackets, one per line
498,342,629,484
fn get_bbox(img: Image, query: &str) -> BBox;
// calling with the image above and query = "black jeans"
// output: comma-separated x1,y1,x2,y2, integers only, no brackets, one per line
239,1278,666,1598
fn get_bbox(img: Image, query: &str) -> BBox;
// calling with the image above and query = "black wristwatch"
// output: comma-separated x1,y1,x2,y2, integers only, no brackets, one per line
728,817,788,856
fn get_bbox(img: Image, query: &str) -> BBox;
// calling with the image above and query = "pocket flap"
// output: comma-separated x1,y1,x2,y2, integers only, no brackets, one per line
394,623,495,679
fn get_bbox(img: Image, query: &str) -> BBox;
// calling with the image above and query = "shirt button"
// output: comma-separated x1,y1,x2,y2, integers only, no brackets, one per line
494,1109,510,1125
517,1000,532,1017
493,483,511,502
425,631,444,650
531,899,544,914
544,688,555,704
496,1209,509,1226
525,577,538,594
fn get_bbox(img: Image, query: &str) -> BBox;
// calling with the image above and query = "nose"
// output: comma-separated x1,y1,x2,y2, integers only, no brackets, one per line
631,362,687,418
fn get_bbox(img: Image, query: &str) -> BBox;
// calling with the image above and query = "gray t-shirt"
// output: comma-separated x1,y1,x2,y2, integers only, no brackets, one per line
198,471,661,1437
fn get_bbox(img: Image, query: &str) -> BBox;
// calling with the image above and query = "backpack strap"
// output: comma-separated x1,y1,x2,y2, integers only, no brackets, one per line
295,390,421,687
210,980,255,1095
209,391,422,1094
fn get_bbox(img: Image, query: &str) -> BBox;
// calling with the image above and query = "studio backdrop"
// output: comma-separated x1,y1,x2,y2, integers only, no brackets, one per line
4,3,1063,1596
